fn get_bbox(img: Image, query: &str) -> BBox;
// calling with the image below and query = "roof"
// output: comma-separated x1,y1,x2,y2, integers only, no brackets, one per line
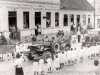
60,0,94,11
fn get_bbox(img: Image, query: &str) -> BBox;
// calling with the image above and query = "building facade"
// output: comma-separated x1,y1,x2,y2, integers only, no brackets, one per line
91,0,100,28
0,0,94,42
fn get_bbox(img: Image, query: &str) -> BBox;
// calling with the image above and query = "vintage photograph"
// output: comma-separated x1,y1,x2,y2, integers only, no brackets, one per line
0,0,100,75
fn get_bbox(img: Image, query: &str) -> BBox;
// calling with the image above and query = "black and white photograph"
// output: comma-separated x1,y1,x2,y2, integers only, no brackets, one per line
0,0,100,75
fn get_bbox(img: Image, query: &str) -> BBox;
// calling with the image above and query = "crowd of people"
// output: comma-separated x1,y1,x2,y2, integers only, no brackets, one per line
9,25,20,41
56,30,64,37
0,35,100,75
0,27,100,75
12,42,100,75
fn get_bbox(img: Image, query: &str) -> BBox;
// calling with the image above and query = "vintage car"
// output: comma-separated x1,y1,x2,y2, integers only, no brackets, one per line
82,36,97,47
82,29,100,47
26,37,71,62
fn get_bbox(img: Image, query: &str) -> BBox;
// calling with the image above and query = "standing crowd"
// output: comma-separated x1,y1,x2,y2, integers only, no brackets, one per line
13,42,100,75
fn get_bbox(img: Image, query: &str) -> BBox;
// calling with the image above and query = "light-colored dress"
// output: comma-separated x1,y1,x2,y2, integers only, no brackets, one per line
39,59,44,72
33,62,39,71
47,58,53,68
67,50,72,60
54,58,60,68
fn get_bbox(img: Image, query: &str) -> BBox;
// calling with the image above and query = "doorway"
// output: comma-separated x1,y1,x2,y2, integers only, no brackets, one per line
8,11,19,40
35,12,41,35
8,11,17,31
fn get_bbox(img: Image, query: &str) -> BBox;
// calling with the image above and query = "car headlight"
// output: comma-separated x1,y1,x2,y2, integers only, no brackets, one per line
40,46,44,50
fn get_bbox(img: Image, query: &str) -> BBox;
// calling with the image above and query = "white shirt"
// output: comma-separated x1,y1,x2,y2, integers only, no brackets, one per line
94,66,100,75
47,58,52,68
14,58,24,68
79,49,83,57
33,62,39,71
74,50,78,60
71,50,75,60
57,53,62,63
67,50,72,60
61,53,66,63
54,58,60,68
39,59,44,71
63,53,67,63
64,51,67,56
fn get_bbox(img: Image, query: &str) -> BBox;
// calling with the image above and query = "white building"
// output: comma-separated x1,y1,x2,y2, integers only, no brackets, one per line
91,0,100,28
0,0,94,42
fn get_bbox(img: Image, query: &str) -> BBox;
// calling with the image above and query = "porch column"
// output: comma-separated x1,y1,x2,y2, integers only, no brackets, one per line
51,9,55,28
86,15,88,26
41,8,46,34
74,14,76,27
68,14,70,26
30,8,35,34
1,7,9,32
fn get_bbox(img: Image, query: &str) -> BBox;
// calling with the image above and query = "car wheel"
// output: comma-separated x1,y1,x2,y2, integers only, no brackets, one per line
43,51,52,63
53,42,60,52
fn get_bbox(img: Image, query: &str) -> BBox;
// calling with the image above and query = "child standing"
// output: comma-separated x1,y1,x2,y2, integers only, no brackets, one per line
73,48,77,64
46,56,53,73
21,52,25,62
66,49,72,66
60,51,65,68
57,51,62,68
7,53,10,61
33,59,39,75
79,48,84,63
38,57,44,75
54,55,60,72
71,48,75,65
64,50,68,66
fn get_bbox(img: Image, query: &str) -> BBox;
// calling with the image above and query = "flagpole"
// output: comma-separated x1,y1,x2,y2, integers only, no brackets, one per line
94,0,95,28
52,0,53,36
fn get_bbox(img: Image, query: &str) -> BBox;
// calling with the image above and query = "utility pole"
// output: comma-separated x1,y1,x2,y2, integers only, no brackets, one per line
94,0,96,28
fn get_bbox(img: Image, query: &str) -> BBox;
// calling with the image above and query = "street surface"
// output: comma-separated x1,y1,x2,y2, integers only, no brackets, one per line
0,43,99,75
0,56,98,75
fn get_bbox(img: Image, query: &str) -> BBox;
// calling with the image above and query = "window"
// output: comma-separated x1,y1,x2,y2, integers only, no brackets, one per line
70,14,74,24
63,14,68,26
98,8,100,13
82,15,86,25
97,19,100,28
55,13,59,26
23,12,29,29
46,12,51,27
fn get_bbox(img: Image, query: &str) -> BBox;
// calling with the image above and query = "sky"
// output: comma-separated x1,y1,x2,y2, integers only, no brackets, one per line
87,0,94,3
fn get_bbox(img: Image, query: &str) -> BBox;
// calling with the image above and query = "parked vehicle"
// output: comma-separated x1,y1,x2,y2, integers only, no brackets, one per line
26,38,71,62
